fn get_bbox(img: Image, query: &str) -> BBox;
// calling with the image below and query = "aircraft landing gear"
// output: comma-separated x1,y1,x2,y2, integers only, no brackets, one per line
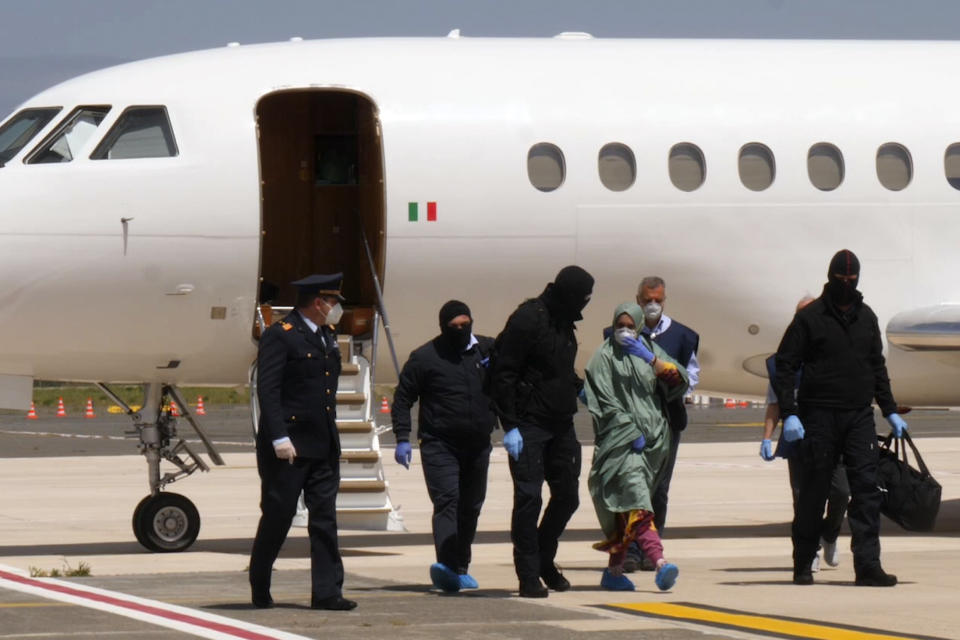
97,382,224,553
132,492,200,552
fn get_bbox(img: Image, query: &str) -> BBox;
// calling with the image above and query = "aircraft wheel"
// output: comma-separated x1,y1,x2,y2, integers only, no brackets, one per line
132,493,200,552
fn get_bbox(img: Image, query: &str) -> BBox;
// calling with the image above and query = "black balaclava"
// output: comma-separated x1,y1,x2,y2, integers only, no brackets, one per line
438,300,472,350
825,249,861,307
543,265,594,322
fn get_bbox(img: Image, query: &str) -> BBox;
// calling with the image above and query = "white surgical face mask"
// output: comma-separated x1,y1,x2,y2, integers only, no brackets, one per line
643,302,662,323
614,327,635,345
324,302,343,325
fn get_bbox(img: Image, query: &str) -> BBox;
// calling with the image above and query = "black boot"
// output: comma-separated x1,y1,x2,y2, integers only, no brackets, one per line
518,577,548,598
855,566,897,587
541,564,571,592
793,570,813,585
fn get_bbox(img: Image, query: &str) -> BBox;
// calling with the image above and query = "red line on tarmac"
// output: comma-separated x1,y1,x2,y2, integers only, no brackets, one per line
0,569,280,640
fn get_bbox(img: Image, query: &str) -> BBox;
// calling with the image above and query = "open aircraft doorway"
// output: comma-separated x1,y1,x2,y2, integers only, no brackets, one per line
252,90,401,532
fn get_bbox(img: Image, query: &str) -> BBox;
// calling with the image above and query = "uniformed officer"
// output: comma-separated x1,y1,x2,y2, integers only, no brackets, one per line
249,273,357,610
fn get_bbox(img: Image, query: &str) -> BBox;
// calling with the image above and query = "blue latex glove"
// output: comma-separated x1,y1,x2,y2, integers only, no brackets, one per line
394,441,412,469
621,336,656,364
783,415,805,442
886,413,908,438
760,439,775,461
631,434,646,452
577,388,587,405
503,428,523,461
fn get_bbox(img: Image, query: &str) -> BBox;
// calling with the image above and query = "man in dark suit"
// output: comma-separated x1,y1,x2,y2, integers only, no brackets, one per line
249,273,357,611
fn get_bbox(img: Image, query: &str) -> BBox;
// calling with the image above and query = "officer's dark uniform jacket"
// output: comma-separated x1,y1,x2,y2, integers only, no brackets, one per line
774,288,897,418
391,335,497,449
492,293,582,431
647,320,698,432
256,310,341,459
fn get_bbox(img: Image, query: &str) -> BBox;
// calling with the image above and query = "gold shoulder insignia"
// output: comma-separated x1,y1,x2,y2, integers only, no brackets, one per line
281,322,293,331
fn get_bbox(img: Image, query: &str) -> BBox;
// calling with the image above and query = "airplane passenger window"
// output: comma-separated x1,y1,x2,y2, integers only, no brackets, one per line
738,143,775,191
668,143,705,191
598,143,636,191
945,144,960,190
528,143,565,192
876,143,912,191
26,106,110,164
807,143,844,191
0,107,61,165
91,106,178,160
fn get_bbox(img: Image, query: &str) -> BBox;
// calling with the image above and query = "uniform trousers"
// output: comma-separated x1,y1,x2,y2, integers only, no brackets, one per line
792,405,881,575
420,435,491,573
788,456,849,544
508,421,581,580
249,449,344,600
651,426,681,534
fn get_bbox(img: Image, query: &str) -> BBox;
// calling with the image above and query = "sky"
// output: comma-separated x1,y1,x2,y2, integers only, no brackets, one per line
3,0,960,116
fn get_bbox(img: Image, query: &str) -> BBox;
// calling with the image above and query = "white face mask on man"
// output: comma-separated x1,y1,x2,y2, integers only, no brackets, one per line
614,327,636,346
323,301,343,325
643,302,663,324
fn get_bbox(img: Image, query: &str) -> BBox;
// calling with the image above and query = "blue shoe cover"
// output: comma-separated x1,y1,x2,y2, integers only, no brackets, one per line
655,563,679,591
601,568,635,591
458,573,479,589
429,563,461,592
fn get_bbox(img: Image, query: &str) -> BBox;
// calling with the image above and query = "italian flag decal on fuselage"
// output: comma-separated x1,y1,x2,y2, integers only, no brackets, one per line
408,202,437,222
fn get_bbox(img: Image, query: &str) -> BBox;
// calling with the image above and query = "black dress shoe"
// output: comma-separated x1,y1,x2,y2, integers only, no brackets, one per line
518,578,548,598
793,570,814,585
311,595,358,610
541,565,571,592
251,594,274,608
855,566,897,587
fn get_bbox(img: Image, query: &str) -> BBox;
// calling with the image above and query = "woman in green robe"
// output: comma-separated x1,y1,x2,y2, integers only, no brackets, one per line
585,302,688,591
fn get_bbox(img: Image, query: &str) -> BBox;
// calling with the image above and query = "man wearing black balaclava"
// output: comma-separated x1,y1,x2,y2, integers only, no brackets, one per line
490,265,594,598
391,300,498,593
774,249,908,587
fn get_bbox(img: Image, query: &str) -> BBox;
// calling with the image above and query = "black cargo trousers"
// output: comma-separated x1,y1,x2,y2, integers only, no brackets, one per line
508,420,581,581
792,405,881,575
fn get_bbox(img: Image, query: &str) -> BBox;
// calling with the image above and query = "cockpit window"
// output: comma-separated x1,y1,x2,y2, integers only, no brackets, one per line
26,106,111,164
0,107,61,166
91,106,178,160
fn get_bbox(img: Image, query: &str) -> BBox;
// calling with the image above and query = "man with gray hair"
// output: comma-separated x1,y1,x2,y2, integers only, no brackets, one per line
623,276,700,572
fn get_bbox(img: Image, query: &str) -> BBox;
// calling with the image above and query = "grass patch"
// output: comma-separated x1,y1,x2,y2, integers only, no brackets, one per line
28,560,91,577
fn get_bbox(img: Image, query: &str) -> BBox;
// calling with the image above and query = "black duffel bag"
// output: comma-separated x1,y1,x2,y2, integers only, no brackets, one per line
876,432,941,531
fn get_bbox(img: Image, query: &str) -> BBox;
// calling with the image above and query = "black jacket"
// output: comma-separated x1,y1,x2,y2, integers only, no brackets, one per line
774,286,897,418
491,295,582,429
256,310,341,459
391,335,497,448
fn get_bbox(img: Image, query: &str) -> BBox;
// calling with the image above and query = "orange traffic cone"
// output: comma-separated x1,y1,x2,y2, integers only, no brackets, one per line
379,397,390,414
56,397,66,417
723,398,736,409
84,398,96,419
195,396,206,416
170,401,180,417
26,402,38,420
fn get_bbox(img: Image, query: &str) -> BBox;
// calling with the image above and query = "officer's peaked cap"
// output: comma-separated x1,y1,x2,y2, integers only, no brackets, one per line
291,273,346,301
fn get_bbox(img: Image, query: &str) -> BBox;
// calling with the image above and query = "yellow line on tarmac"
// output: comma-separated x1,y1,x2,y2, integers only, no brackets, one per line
0,602,67,608
607,602,939,640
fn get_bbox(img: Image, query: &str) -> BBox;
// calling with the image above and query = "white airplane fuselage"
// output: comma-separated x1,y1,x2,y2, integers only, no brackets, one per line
2,36,960,408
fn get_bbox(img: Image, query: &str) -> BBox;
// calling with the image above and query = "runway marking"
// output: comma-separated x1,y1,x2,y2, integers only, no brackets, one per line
604,602,947,640
0,564,313,640
0,429,252,447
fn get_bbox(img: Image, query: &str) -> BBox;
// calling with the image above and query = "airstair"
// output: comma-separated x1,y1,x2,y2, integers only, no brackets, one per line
252,308,404,532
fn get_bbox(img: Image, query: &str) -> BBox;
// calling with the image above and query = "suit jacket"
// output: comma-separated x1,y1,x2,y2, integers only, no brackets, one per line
256,310,341,459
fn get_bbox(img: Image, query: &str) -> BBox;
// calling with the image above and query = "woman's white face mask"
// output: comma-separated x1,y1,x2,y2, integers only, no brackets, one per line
614,327,636,345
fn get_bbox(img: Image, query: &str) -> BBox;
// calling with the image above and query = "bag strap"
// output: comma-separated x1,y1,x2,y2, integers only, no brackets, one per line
900,431,933,478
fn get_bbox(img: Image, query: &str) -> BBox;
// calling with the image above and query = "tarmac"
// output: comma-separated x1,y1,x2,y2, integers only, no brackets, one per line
1,406,959,639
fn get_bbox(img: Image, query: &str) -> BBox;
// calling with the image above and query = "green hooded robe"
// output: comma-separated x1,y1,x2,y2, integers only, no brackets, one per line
585,302,689,540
